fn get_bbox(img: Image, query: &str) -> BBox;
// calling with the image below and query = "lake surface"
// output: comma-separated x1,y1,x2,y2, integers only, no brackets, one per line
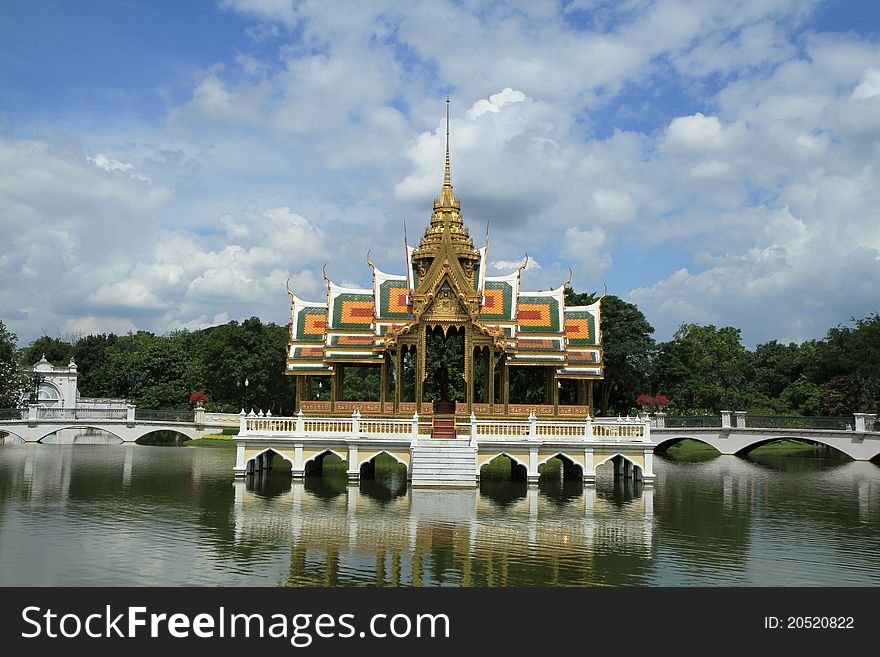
0,444,878,586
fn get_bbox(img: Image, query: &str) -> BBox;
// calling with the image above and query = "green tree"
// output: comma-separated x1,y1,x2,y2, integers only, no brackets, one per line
18,335,74,368
654,323,752,414
72,333,120,398
423,329,465,403
0,321,27,407
809,314,880,414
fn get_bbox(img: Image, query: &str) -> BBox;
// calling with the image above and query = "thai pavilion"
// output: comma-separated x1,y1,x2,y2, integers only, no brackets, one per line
284,105,603,428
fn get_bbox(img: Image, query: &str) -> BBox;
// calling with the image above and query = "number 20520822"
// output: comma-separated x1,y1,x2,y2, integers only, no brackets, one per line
764,617,854,629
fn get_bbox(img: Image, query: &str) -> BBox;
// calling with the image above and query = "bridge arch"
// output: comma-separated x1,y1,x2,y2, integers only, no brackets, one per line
735,435,855,460
538,452,584,481
244,447,295,474
653,436,720,453
134,429,193,445
37,425,125,444
303,448,347,477
358,449,409,470
595,452,644,478
479,452,529,481
0,429,25,445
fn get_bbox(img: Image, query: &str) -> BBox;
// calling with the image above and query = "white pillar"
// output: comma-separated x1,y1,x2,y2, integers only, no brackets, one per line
528,446,539,485
654,412,666,428
239,410,247,436
528,412,538,440
411,412,420,440
194,404,205,427
735,411,747,428
126,404,136,426
584,416,593,440
470,413,477,447
854,413,867,432
583,448,595,484
293,444,304,479
295,409,305,435
347,443,360,481
643,418,652,443
234,443,246,477
721,410,732,428
27,404,38,424
352,410,360,436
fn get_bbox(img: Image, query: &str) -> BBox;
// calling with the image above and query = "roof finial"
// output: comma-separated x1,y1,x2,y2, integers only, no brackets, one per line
443,96,451,191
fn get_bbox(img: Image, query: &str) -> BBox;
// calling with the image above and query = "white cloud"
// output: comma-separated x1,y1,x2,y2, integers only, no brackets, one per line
662,113,742,153
560,226,612,284
851,65,880,99
467,88,527,119
491,257,540,272
5,1,880,350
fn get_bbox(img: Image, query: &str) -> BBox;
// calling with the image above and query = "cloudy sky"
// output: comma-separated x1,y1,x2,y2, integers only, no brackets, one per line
1,0,878,348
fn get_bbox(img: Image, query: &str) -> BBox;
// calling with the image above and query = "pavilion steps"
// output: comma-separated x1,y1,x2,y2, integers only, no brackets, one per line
431,417,457,440
410,439,477,488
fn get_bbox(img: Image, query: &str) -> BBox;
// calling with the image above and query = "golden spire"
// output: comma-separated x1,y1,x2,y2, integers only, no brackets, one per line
437,97,458,209
443,96,451,190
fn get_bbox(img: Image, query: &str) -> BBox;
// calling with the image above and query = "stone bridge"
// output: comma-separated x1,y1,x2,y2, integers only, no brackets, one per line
0,405,239,444
651,411,880,461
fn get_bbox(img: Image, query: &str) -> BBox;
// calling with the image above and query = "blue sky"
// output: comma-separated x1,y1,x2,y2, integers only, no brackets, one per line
1,0,879,348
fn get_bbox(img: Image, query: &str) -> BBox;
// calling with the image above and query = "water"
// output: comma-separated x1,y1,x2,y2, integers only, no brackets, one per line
0,444,878,586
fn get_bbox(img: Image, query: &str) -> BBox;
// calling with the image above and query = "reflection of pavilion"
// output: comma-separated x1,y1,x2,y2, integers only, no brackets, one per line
231,479,655,586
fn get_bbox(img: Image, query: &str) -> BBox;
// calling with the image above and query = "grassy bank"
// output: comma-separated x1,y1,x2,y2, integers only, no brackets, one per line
184,430,237,448
183,437,236,448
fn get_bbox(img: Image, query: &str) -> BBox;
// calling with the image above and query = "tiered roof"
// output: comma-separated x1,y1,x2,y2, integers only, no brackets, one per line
286,101,603,379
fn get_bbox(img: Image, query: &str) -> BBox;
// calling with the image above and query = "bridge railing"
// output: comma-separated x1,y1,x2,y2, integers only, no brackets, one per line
746,416,851,431
0,408,25,421
26,407,128,421
654,413,865,431
134,409,194,423
663,415,723,428
474,416,648,442
240,413,423,438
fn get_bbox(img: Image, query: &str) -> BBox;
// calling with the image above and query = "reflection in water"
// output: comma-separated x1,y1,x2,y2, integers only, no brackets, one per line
233,473,657,587
0,445,878,586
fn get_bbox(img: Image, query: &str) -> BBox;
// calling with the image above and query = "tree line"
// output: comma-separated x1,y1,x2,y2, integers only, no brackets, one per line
1,296,878,416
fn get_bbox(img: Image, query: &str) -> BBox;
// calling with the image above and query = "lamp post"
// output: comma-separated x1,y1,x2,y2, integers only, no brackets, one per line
244,377,249,412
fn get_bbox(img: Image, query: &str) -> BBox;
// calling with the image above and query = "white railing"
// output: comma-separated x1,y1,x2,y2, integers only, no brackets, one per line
238,410,649,443
360,418,413,435
240,410,422,440
475,420,530,438
476,414,649,443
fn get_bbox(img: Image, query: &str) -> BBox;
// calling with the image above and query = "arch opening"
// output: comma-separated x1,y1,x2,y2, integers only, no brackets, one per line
41,427,124,445
359,452,408,502
304,450,347,478
737,437,852,460
538,453,584,481
359,451,408,480
654,437,721,463
0,430,24,445
479,453,527,482
135,430,191,446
